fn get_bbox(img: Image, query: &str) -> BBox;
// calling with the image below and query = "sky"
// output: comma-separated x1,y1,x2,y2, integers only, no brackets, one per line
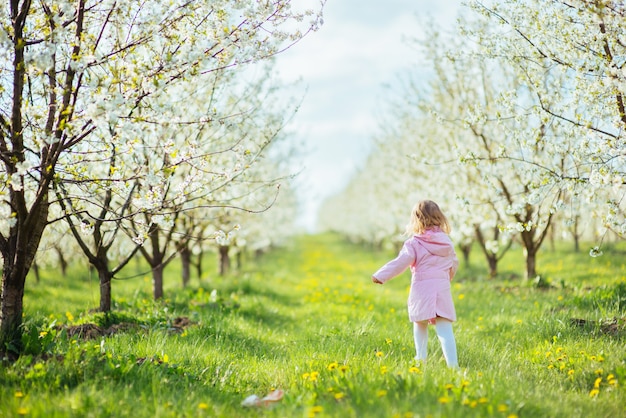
274,0,465,231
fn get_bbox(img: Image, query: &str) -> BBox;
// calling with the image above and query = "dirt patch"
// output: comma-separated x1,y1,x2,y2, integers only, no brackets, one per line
167,316,195,334
570,317,625,336
60,322,142,339
59,316,195,339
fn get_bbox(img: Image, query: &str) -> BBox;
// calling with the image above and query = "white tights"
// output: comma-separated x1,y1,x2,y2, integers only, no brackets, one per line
413,318,458,368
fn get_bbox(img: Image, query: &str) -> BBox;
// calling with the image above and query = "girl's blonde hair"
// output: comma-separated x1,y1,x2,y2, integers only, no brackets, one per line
405,200,451,235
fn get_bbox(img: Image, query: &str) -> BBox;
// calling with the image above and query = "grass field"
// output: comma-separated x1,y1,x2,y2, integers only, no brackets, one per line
1,233,625,417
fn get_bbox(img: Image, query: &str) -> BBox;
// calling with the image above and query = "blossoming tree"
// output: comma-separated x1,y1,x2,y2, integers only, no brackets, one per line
0,0,322,350
467,0,626,244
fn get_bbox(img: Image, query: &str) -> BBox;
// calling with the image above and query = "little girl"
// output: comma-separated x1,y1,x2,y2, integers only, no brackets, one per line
372,200,459,368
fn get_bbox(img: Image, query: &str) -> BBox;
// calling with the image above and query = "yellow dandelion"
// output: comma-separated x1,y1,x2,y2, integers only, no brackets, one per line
497,404,508,412
409,366,420,374
458,294,465,300
460,379,470,388
65,311,74,322
438,396,451,404
607,374,617,386
380,366,388,374
17,407,28,416
310,371,319,381
589,388,600,398
567,369,575,376
339,365,349,373
308,405,323,417
39,331,48,338
14,391,24,398
198,403,209,410
594,377,602,389
478,397,488,404
162,354,169,363
302,372,310,380
327,362,338,371
461,398,471,406
516,319,523,324
507,414,519,418
377,389,387,397
376,351,384,358
470,400,478,408
334,392,345,400
594,368,603,375
444,383,454,390
385,338,393,345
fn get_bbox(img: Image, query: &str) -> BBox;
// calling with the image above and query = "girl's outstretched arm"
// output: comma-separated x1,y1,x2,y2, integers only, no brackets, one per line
371,240,415,284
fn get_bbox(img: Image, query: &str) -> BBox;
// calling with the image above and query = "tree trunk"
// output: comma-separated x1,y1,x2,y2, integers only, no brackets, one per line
0,218,47,351
195,249,203,281
525,248,538,279
487,255,498,278
181,246,191,287
55,247,68,276
32,261,41,283
0,269,27,352
153,264,164,300
98,268,113,312
572,216,580,253
519,223,544,280
219,245,230,276
0,194,50,352
474,224,503,279
459,243,471,267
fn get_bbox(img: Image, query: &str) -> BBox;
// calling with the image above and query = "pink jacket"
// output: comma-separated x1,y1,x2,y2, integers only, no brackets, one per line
373,227,459,323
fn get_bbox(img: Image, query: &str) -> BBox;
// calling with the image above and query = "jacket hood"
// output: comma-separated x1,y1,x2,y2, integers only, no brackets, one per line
413,228,454,257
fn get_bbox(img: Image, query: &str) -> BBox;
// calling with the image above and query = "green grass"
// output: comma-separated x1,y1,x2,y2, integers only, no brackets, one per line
1,233,625,417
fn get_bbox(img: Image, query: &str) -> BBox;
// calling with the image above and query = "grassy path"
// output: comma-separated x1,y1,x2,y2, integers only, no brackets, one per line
1,234,625,417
